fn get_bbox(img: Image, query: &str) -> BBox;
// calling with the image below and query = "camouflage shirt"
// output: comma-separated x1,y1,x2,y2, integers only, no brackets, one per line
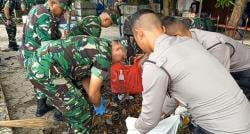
29,35,111,81
67,16,101,38
21,2,61,67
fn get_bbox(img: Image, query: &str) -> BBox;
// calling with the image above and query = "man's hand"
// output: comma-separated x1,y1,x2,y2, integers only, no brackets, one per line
94,97,106,115
6,19,11,25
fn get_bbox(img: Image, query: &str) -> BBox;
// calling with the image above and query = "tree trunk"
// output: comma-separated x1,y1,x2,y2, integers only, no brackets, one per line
163,0,171,16
225,0,246,37
170,0,177,16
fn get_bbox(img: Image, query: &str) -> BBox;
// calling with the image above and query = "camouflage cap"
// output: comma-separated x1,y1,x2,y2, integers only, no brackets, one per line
113,38,138,59
110,13,120,25
58,0,72,11
118,38,141,59
118,39,129,50
103,10,120,25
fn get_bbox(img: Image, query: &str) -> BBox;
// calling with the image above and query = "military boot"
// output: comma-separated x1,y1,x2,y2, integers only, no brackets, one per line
8,42,19,51
53,110,64,121
36,98,55,117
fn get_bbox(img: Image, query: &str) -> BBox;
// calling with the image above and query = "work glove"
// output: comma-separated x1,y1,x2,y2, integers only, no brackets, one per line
126,117,140,134
94,97,106,115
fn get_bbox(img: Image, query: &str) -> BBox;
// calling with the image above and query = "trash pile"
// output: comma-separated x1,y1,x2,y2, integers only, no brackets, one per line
91,86,142,134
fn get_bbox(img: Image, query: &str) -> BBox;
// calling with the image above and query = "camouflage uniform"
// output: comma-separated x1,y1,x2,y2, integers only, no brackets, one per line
27,35,112,133
1,0,18,49
67,16,102,37
21,2,62,99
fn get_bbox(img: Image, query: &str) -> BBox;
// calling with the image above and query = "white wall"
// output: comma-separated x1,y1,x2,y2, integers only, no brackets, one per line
177,0,194,13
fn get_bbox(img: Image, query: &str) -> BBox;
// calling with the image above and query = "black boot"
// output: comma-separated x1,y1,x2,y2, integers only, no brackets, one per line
36,98,55,117
53,110,64,121
8,42,19,51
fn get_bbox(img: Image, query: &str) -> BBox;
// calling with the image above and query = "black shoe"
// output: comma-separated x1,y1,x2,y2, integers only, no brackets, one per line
68,128,75,134
8,42,19,51
8,46,19,51
36,98,55,117
53,110,64,121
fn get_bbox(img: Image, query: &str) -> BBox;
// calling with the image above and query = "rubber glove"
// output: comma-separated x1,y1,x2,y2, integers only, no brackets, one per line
94,97,106,115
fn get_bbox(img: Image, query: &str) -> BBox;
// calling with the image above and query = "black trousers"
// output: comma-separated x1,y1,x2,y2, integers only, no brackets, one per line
231,69,250,101
189,123,214,134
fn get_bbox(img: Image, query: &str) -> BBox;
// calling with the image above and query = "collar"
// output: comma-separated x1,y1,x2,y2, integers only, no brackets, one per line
154,34,169,52
190,29,199,40
97,16,102,25
44,2,49,10
148,34,170,67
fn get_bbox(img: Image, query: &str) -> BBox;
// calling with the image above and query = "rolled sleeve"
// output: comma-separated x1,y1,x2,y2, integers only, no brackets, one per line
91,54,110,80
162,96,178,115
91,66,108,80
135,63,170,133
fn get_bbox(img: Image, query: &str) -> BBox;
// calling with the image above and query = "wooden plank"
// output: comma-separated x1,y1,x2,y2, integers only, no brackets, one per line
0,84,13,134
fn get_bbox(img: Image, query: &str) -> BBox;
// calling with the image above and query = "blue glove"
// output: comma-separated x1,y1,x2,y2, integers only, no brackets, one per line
94,97,106,115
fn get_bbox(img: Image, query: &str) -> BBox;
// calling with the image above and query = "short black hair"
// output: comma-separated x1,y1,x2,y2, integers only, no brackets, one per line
161,16,190,29
102,9,113,15
130,9,156,29
161,16,182,27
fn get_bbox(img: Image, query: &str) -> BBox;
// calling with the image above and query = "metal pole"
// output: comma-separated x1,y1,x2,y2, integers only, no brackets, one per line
242,18,249,44
67,11,71,33
198,0,203,18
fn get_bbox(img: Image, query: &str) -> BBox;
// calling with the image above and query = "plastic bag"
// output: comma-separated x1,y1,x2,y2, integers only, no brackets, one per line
148,115,180,134
126,115,180,134
110,58,143,94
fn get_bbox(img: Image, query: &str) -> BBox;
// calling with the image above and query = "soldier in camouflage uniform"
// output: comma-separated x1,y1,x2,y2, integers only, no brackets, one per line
27,35,128,133
67,10,119,38
20,0,71,119
1,0,19,51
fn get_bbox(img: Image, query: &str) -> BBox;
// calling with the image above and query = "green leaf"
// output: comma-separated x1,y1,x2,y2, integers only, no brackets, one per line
216,0,234,8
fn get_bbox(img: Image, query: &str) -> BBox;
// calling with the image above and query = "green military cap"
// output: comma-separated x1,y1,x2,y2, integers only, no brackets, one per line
118,39,129,50
103,10,120,25
118,38,141,59
110,13,120,25
113,38,139,59
58,0,72,11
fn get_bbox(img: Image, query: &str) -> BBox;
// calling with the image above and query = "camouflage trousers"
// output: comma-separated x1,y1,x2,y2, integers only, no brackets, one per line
0,15,17,44
34,88,47,99
6,19,17,44
28,66,92,133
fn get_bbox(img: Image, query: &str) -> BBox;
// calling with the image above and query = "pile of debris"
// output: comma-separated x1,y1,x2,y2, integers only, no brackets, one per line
91,86,142,134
